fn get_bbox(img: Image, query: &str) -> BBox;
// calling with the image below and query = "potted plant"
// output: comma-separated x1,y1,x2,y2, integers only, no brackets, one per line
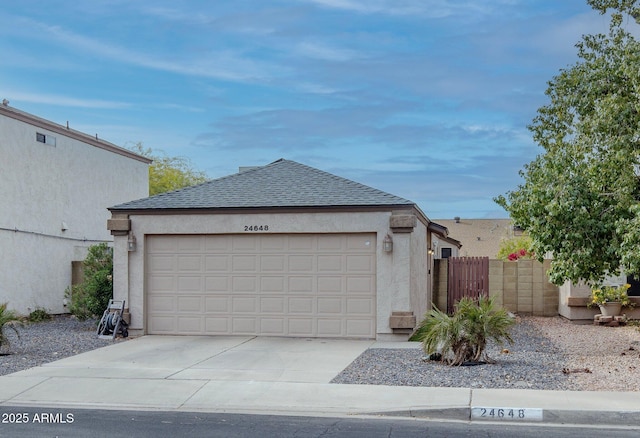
588,284,634,317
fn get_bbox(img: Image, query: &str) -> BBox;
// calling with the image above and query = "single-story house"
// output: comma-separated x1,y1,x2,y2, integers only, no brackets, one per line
0,102,150,315
108,159,450,340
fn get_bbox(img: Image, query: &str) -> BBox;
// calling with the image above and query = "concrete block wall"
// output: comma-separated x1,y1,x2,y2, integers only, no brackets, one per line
433,259,448,312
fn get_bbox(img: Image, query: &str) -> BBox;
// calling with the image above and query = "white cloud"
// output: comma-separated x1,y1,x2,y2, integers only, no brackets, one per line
296,41,361,61
2,91,131,109
300,0,507,18
9,16,284,83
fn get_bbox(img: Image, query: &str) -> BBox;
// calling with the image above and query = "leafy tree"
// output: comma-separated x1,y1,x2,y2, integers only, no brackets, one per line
496,0,640,285
130,143,208,195
413,297,514,366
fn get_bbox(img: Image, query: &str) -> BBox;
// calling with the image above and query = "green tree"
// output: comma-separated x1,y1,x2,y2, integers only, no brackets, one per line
496,235,534,261
131,143,208,196
66,243,113,319
496,0,640,285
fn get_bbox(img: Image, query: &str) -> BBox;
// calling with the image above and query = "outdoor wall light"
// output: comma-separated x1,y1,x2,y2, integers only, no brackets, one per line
127,233,137,252
383,234,393,253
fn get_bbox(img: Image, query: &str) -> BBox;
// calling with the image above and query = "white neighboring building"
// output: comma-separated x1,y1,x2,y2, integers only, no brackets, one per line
0,102,150,315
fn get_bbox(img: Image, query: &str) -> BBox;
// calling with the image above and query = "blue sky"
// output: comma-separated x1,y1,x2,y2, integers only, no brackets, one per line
1,1,612,219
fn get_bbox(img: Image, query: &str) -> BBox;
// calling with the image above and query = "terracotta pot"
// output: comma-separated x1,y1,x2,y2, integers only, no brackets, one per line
598,302,622,317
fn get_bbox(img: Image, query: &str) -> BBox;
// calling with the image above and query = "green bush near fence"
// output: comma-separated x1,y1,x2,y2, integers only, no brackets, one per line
65,243,113,320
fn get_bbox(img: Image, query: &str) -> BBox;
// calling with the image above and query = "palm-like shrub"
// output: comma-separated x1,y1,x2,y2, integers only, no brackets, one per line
413,296,515,366
0,302,22,352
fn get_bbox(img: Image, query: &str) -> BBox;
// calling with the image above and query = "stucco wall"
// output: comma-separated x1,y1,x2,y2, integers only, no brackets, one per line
114,210,429,339
409,220,429,323
1,114,149,314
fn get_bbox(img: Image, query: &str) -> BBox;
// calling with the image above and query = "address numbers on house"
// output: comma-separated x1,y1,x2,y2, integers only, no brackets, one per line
471,407,543,421
244,225,269,232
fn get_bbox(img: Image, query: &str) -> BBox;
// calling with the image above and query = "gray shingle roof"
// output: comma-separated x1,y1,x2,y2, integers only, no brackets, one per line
110,159,415,211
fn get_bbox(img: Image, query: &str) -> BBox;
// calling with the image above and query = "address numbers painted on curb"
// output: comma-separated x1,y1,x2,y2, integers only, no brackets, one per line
471,407,543,421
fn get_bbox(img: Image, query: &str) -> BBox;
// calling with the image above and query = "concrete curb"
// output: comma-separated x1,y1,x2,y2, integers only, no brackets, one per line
370,407,640,427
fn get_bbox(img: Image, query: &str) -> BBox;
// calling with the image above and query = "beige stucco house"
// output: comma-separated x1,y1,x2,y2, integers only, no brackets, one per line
0,102,150,315
108,159,450,340
433,218,514,258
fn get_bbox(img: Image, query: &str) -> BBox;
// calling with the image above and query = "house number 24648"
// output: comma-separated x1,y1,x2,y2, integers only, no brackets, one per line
244,225,269,231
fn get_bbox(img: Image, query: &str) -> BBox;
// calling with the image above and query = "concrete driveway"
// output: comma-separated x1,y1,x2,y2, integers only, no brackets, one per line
3,335,640,425
1,335,472,416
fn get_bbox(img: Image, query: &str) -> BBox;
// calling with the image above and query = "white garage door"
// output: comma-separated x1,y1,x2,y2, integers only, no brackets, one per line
146,233,376,338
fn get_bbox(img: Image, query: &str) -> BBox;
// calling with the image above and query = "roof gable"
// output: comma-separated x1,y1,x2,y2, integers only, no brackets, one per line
111,159,415,211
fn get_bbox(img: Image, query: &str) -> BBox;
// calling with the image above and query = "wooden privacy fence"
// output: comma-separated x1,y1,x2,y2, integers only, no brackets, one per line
447,257,489,313
433,259,559,316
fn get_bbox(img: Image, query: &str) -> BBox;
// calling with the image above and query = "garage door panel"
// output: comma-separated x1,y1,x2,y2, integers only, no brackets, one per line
261,276,285,292
178,317,203,333
317,319,342,336
205,276,228,292
260,235,286,250
346,319,374,337
288,319,313,336
149,255,175,272
288,297,313,313
206,317,229,333
178,256,201,271
288,236,314,251
232,255,257,271
149,315,175,333
178,236,203,252
288,276,313,293
260,318,285,335
147,234,376,338
149,275,175,292
205,296,229,312
317,297,343,314
347,235,374,251
148,295,175,312
205,255,228,271
261,255,285,271
205,235,231,251
346,298,373,314
318,276,343,293
347,276,373,293
232,235,258,250
317,255,342,272
232,297,257,312
346,254,374,271
288,255,313,271
232,276,257,292
260,297,285,313
148,237,177,253
232,317,256,333
177,276,201,292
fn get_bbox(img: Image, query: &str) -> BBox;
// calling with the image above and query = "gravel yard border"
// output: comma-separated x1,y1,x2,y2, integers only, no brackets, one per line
1,314,639,392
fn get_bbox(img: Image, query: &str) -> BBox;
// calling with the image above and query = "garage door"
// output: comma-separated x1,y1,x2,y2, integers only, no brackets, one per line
146,233,376,338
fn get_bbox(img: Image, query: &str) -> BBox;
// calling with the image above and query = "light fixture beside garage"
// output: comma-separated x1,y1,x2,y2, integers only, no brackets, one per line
383,234,393,253
127,232,137,252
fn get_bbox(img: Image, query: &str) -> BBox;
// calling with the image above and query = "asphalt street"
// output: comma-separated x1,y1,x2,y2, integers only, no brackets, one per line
1,407,639,438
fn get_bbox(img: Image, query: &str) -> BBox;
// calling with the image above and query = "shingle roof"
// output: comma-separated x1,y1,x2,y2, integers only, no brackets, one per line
110,158,415,211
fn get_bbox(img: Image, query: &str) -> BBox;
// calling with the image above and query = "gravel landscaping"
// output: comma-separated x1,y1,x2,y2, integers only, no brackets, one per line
333,316,640,391
0,315,124,376
1,314,639,392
